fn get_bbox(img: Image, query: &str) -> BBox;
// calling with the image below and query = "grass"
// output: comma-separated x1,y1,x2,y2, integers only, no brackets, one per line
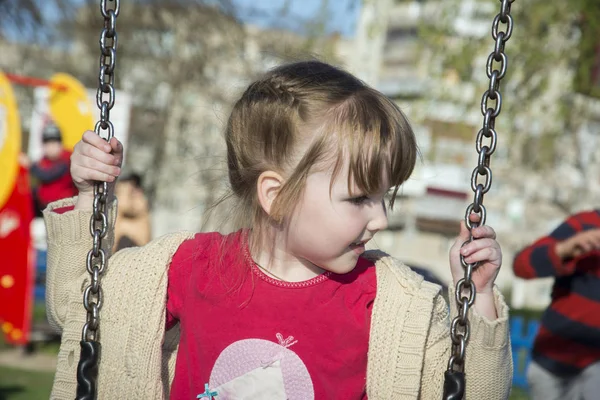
510,387,530,399
0,302,58,400
0,366,54,400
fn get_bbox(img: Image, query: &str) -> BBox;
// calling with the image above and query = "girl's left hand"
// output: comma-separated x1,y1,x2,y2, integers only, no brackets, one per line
449,213,502,294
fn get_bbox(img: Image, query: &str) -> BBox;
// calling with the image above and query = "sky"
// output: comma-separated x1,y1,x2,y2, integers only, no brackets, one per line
233,0,360,37
1,0,360,43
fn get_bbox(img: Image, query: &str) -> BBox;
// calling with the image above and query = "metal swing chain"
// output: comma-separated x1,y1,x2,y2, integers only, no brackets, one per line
76,1,120,399
443,0,514,399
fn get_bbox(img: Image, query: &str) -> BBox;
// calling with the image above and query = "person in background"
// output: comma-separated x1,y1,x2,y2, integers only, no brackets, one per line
113,172,151,252
29,123,77,216
513,209,600,400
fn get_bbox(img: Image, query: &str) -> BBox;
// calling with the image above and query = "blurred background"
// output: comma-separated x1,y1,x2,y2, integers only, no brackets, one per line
0,0,599,398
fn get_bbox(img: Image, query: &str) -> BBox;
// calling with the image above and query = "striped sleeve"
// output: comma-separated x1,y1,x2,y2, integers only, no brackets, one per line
513,215,581,278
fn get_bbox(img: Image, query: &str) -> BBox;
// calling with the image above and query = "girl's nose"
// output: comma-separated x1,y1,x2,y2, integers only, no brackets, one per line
367,200,388,233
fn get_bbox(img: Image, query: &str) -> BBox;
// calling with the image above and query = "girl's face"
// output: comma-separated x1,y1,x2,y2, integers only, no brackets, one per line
283,160,390,275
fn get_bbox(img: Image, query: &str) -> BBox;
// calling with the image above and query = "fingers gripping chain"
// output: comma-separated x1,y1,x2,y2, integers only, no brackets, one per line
443,1,515,399
76,1,119,399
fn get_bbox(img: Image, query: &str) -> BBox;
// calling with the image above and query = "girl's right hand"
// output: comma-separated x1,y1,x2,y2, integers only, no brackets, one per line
71,130,123,200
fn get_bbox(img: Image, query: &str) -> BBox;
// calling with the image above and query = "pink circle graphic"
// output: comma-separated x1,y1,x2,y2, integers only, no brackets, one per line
209,335,314,399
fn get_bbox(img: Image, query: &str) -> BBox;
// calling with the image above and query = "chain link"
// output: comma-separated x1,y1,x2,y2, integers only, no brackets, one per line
81,0,119,343
447,0,514,375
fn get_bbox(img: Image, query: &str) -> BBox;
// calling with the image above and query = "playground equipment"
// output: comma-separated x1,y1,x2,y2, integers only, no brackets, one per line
0,70,115,349
0,71,33,346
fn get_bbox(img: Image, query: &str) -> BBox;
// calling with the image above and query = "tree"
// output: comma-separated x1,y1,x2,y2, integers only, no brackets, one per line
62,0,345,234
573,0,600,98
0,0,43,40
418,0,600,213
0,0,351,233
419,0,599,166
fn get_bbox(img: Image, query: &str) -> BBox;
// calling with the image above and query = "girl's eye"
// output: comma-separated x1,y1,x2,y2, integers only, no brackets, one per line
349,195,369,205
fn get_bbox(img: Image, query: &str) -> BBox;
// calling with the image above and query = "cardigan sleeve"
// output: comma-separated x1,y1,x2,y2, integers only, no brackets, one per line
43,196,117,332
45,203,193,399
420,286,512,399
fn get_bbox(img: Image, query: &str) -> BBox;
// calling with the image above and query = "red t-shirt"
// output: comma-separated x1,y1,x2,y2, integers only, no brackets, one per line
166,230,376,399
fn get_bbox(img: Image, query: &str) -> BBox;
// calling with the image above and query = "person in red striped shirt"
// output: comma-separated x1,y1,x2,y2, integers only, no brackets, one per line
514,210,600,400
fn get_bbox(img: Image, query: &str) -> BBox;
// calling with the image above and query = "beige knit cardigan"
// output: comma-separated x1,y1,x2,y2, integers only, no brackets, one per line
44,197,512,399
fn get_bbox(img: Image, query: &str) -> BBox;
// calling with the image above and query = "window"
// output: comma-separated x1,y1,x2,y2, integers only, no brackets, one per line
387,27,418,41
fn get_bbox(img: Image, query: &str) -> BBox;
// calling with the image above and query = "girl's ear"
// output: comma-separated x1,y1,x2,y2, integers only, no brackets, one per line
256,170,284,216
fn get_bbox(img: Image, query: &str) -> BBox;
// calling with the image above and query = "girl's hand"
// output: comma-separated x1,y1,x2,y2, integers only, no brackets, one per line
71,131,123,200
449,213,502,295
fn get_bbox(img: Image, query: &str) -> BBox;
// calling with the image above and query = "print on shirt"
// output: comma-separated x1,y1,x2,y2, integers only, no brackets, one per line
208,333,314,399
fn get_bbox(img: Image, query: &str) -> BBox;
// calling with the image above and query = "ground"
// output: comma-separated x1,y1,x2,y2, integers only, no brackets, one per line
0,347,57,400
0,366,55,400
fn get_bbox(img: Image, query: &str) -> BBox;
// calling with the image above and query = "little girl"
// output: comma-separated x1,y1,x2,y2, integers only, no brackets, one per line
45,61,512,399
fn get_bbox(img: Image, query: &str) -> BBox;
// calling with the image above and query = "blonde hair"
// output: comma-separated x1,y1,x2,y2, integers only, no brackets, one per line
223,60,417,257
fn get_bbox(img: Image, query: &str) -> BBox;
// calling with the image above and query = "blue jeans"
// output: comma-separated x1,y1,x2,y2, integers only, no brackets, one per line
527,360,600,400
